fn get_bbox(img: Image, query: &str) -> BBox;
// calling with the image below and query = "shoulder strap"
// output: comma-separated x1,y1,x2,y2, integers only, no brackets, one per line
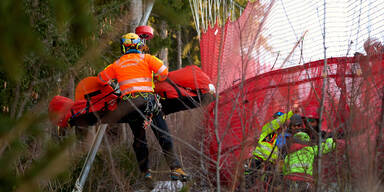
165,78,183,98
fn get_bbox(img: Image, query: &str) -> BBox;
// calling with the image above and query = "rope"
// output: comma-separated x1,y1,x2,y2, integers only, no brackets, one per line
199,0,205,32
189,0,200,37
188,0,245,37
208,0,213,26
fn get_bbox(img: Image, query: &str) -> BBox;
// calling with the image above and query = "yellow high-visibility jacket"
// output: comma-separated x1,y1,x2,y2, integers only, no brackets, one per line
283,137,336,181
252,111,293,162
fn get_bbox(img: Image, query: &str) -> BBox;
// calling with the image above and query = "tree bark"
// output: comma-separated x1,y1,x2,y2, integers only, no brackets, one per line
10,83,20,119
177,25,182,69
16,86,33,119
60,72,75,100
159,20,168,67
68,73,75,100
127,0,143,32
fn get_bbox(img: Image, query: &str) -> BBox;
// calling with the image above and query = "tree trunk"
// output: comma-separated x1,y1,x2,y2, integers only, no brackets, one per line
127,0,143,32
64,73,75,100
10,83,20,119
16,86,33,119
177,25,182,69
159,20,168,67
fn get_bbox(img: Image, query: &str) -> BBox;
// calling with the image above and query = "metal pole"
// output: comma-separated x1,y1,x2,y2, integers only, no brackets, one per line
139,0,155,26
72,124,108,192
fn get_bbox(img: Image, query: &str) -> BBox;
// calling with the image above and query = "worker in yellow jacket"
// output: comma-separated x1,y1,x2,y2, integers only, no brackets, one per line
252,111,293,163
246,105,299,189
283,131,336,191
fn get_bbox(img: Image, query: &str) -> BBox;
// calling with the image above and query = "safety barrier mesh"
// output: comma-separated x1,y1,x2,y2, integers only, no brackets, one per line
200,0,384,188
201,0,384,92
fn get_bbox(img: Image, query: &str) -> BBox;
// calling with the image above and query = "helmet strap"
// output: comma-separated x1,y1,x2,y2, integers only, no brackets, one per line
125,49,142,54
121,44,126,54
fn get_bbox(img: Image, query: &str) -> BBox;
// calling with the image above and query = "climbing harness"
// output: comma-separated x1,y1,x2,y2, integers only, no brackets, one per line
122,92,162,129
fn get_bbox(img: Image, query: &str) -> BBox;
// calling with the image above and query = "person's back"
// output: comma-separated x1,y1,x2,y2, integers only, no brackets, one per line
98,52,167,95
96,33,188,189
283,132,336,191
98,33,167,123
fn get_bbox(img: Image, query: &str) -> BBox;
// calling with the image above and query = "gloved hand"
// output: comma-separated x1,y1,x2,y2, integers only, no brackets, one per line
292,103,301,114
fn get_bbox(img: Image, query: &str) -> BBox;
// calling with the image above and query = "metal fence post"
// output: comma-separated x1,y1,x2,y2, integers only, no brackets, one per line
72,124,108,192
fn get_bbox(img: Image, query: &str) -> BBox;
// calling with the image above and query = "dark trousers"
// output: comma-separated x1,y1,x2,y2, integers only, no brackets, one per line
150,112,181,170
245,157,279,191
101,95,148,124
128,112,181,172
101,94,181,173
245,158,263,189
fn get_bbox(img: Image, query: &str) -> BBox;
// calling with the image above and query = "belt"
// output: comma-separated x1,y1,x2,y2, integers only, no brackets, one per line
122,92,154,100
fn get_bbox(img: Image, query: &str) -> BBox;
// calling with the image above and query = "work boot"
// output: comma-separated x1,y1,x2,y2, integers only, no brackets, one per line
143,170,154,190
170,168,190,182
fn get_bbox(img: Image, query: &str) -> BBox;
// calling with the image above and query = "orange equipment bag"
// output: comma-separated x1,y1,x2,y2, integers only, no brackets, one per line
49,77,119,128
154,65,214,114
155,65,212,99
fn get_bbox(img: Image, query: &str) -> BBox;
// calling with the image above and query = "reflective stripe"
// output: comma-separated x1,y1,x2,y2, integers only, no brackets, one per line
253,150,278,161
118,59,140,67
275,117,282,126
258,144,273,151
118,58,139,65
253,150,268,159
98,73,108,83
254,143,279,161
155,65,167,76
327,139,334,149
113,59,120,65
119,78,152,86
258,143,278,155
117,54,144,68
121,86,153,95
290,163,310,169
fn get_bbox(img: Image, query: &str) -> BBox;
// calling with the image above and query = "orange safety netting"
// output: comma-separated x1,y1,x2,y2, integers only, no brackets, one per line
203,54,384,185
199,0,384,187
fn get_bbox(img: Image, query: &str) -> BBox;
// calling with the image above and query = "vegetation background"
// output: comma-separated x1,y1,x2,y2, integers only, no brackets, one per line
0,0,250,191
1,0,384,192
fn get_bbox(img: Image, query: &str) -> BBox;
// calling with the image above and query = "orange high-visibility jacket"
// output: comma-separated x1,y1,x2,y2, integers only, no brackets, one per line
97,53,168,96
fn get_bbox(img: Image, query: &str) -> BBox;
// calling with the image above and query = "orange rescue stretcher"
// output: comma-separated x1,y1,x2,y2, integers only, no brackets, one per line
48,65,215,128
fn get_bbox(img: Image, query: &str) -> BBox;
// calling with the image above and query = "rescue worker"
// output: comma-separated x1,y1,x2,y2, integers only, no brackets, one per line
251,111,293,168
283,131,336,192
276,114,305,160
97,33,188,186
245,109,295,190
